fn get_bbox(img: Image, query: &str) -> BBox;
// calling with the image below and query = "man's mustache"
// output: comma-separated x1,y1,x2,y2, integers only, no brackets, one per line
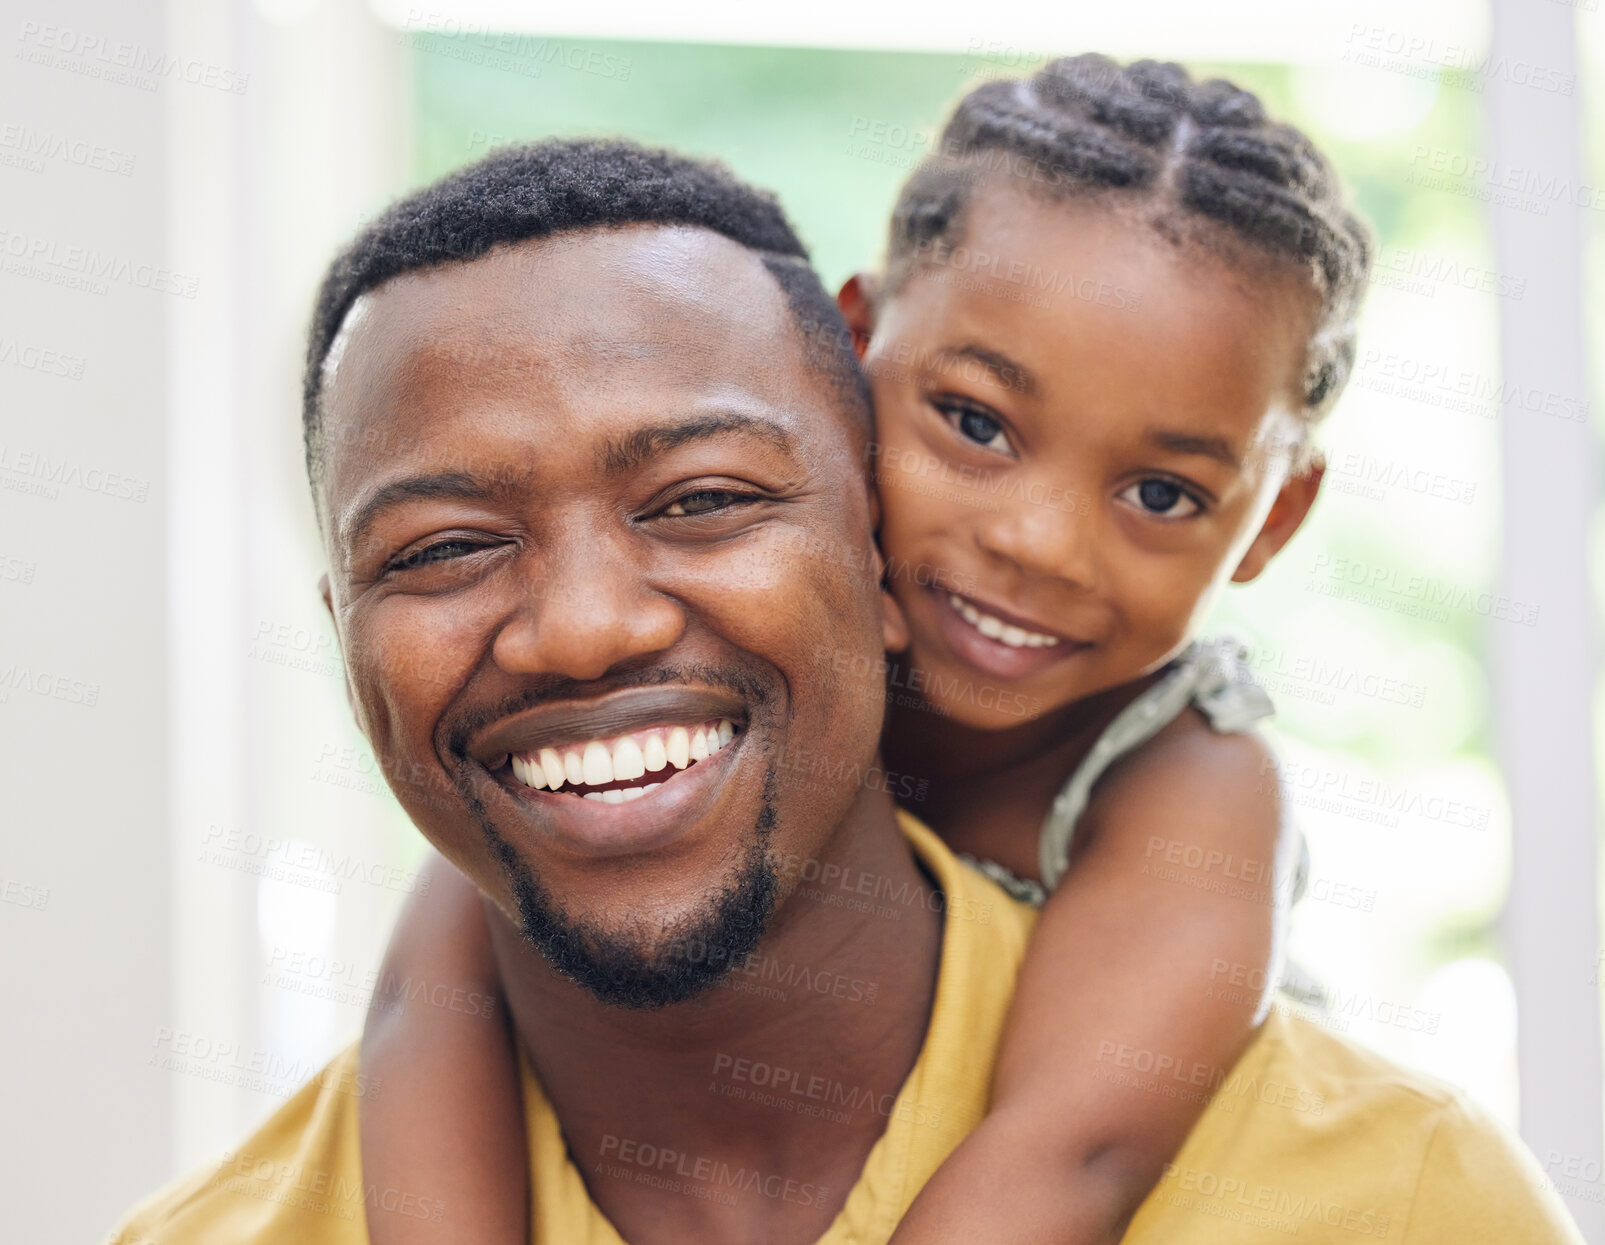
445,659,775,760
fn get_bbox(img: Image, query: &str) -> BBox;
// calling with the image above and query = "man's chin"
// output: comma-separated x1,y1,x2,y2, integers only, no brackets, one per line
484,820,779,1010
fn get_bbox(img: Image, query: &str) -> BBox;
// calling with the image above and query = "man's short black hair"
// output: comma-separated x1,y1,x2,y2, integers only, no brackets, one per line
303,137,869,502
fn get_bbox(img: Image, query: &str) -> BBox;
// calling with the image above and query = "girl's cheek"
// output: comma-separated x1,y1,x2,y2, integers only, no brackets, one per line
875,456,945,548
1121,563,1215,637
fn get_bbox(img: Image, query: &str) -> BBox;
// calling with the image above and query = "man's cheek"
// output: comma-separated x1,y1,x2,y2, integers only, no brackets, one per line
804,591,889,757
343,621,464,800
707,530,882,718
704,525,874,622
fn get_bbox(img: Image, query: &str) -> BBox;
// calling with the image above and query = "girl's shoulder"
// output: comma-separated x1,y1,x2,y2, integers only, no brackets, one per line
1087,697,1279,824
1038,636,1278,888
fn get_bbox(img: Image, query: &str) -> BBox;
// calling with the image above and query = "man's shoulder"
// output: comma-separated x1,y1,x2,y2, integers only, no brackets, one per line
1128,1008,1583,1243
1266,1010,1583,1240
108,1044,377,1245
1258,1003,1459,1109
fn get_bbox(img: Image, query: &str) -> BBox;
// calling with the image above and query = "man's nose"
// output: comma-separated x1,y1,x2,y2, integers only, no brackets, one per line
974,488,1099,592
491,540,686,682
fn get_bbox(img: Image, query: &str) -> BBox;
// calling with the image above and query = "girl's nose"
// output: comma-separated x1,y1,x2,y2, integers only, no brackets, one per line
974,490,1098,592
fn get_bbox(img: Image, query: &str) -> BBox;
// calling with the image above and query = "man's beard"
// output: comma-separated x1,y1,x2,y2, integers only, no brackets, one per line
473,767,780,1009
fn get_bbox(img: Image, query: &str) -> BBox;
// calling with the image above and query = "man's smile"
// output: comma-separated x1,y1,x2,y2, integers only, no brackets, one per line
507,718,738,800
465,685,756,859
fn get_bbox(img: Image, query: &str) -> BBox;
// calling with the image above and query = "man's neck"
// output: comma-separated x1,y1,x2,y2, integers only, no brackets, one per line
486,785,944,1245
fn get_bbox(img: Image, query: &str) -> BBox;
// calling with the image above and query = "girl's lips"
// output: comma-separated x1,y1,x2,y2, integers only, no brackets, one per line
944,588,1073,643
922,584,1089,684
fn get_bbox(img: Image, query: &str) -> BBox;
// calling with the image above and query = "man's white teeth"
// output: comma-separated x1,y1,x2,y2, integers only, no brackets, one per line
948,593,1060,648
612,736,645,782
540,749,566,789
666,726,691,769
512,719,737,795
584,782,662,803
510,754,546,789
583,741,612,786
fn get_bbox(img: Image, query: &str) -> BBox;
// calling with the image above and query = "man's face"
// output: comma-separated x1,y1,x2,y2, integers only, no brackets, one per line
317,226,888,1005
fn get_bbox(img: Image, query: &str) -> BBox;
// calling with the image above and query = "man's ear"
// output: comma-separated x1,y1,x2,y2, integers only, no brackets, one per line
863,487,909,654
319,572,365,734
1232,456,1325,584
837,273,878,362
880,555,910,654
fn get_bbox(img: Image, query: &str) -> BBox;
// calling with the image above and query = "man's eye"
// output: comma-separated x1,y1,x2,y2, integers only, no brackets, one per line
1120,478,1202,519
934,400,1011,454
660,489,756,518
387,539,484,573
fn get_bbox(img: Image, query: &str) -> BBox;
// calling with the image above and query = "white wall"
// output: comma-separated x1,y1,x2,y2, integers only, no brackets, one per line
1486,1,1604,1238
0,0,174,1238
162,0,413,1184
1,0,411,1238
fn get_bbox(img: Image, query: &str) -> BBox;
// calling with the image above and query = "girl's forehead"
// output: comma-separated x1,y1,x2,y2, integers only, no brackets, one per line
885,186,1317,420
956,180,1310,304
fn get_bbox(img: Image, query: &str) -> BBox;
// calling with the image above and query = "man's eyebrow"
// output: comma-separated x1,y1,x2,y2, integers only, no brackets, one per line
599,412,800,477
930,344,1036,396
340,470,526,551
1144,429,1242,468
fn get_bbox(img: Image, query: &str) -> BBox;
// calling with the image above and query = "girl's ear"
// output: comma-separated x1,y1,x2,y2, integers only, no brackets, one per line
1231,455,1325,584
837,273,878,362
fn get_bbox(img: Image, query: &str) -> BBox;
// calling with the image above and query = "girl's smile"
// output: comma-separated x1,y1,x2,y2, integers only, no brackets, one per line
924,584,1092,682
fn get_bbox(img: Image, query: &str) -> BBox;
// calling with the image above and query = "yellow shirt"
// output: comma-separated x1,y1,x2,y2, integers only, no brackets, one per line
111,811,1581,1244
1122,1001,1583,1243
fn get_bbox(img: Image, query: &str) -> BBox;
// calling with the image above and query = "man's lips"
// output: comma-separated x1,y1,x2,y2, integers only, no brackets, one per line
507,717,737,800
485,720,749,859
464,685,754,859
468,686,748,768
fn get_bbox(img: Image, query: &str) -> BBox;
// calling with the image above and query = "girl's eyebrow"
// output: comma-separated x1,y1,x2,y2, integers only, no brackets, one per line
1143,429,1241,468
930,344,1036,397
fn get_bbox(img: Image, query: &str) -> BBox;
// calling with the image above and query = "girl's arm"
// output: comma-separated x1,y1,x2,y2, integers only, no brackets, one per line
359,850,529,1245
891,716,1294,1244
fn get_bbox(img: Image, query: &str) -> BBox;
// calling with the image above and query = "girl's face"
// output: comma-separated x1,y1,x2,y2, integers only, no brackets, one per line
847,182,1324,731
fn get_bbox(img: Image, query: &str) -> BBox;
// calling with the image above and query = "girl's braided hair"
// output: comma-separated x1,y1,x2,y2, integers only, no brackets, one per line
887,55,1373,426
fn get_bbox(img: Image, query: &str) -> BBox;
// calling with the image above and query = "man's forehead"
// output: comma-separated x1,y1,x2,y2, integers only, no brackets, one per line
315,224,833,534
316,225,812,478
327,224,792,381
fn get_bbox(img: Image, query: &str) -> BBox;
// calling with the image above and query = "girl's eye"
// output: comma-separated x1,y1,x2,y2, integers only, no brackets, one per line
1122,478,1202,519
660,489,757,518
387,539,485,573
934,400,1011,454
